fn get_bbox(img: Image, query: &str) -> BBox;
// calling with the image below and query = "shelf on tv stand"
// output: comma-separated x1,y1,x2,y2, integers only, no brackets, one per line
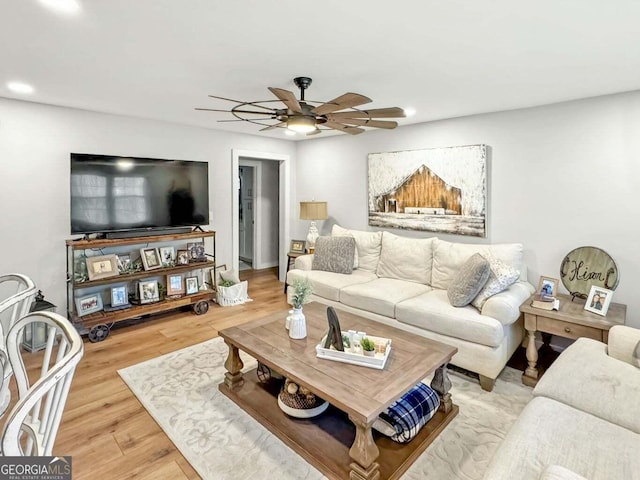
66,230,215,249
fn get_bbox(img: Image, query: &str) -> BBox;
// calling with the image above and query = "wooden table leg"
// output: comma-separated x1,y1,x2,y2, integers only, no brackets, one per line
430,363,453,413
348,416,380,480
522,328,539,387
223,340,244,389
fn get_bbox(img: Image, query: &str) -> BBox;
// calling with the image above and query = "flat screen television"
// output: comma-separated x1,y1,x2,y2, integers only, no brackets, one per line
70,153,209,235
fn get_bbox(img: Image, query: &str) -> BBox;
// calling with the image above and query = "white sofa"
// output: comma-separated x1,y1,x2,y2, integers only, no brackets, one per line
286,227,534,391
484,325,640,480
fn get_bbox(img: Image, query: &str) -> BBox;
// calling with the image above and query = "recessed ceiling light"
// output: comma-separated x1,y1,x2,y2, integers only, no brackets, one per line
404,107,416,117
284,130,297,136
38,0,81,15
7,82,34,95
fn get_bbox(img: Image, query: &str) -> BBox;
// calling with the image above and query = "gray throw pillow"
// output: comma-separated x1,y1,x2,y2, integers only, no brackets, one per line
312,236,356,275
447,253,491,307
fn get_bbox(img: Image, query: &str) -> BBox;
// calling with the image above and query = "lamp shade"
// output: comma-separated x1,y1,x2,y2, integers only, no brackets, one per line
299,201,328,220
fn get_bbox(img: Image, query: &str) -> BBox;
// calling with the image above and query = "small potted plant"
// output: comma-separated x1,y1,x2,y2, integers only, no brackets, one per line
289,280,313,339
360,337,376,357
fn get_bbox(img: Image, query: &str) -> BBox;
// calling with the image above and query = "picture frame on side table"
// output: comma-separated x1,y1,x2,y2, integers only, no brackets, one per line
110,285,129,308
176,249,190,265
185,276,199,295
75,293,104,316
584,285,613,316
537,276,559,298
290,240,306,254
86,254,119,281
140,248,162,271
159,246,176,267
139,280,160,304
166,273,185,296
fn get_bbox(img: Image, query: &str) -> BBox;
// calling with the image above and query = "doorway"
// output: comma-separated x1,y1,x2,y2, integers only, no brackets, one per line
238,165,255,270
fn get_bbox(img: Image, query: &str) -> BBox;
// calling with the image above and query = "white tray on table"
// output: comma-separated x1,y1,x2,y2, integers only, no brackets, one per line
315,332,392,370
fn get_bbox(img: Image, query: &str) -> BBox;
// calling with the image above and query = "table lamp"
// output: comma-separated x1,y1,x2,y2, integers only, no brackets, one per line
299,201,328,252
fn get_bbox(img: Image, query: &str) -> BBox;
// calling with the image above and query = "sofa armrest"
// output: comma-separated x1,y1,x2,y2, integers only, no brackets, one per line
481,281,535,325
294,254,314,270
608,325,640,367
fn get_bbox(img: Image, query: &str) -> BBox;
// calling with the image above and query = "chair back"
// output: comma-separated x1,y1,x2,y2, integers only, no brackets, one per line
1,311,84,456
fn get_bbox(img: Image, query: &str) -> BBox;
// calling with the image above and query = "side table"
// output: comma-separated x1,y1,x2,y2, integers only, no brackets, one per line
283,251,304,294
519,293,626,387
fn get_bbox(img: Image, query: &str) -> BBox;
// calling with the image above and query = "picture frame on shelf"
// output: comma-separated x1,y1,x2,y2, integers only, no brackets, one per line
110,285,129,308
212,264,227,290
536,276,559,298
187,242,207,262
185,276,199,295
290,240,306,254
584,285,613,316
116,254,132,273
166,273,185,296
75,292,104,316
176,249,190,265
86,254,119,281
139,280,160,304
140,248,162,271
159,246,176,267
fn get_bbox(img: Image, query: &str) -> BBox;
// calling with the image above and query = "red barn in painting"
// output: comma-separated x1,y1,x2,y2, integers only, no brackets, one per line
374,165,462,214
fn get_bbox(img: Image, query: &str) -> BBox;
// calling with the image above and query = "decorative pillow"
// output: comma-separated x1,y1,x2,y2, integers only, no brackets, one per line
331,224,358,269
376,232,435,284
220,268,241,284
447,253,491,307
373,382,440,443
311,236,356,275
471,255,520,310
330,226,382,273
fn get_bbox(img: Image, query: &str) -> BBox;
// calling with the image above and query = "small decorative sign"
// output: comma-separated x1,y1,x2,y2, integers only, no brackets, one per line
560,246,619,299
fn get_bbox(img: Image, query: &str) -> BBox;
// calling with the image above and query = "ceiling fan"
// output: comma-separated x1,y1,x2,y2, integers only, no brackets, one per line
196,76,406,136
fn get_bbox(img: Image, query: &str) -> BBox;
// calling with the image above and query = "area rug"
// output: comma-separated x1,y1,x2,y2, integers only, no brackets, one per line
118,338,532,480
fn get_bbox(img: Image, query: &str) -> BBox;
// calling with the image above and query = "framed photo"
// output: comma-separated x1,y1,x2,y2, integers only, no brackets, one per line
290,239,306,254
584,285,613,316
166,273,185,296
537,276,559,298
159,246,176,266
75,292,104,316
139,280,160,304
185,276,199,295
110,285,129,307
176,249,190,265
116,254,132,273
187,242,207,262
211,264,227,290
86,254,119,281
140,248,162,271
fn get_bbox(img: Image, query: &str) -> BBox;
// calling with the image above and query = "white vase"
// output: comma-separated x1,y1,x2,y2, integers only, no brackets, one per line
285,309,294,330
288,308,307,339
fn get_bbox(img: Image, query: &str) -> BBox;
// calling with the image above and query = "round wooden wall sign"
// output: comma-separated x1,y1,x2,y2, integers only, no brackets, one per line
560,246,619,299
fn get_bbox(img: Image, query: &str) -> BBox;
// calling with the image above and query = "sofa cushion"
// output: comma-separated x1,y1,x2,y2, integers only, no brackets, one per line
306,269,377,302
340,278,431,318
332,224,358,269
312,236,356,274
607,325,640,368
482,397,640,480
447,253,490,307
396,290,504,348
376,232,435,284
332,227,382,273
431,239,524,290
471,256,520,310
533,337,640,434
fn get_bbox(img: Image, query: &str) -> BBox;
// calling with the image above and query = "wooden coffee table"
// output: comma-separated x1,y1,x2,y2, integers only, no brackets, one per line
218,302,458,480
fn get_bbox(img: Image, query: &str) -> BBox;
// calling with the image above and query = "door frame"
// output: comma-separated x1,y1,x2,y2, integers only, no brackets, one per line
238,161,260,267
232,149,290,281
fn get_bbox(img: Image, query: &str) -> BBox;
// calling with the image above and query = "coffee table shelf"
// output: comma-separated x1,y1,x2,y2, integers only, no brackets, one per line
220,369,458,480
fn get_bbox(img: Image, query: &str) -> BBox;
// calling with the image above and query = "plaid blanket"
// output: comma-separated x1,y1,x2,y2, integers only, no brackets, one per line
379,382,441,443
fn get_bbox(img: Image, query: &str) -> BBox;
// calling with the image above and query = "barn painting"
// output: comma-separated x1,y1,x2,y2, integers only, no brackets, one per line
368,145,487,237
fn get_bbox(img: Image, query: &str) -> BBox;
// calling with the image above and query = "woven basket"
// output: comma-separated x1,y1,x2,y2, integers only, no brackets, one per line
216,281,250,307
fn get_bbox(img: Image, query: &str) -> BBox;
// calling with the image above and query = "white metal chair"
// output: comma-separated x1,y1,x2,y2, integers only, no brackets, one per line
1,311,84,456
0,274,37,417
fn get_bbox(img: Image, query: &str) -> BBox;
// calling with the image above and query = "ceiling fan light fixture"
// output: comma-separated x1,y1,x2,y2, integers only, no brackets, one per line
287,115,316,133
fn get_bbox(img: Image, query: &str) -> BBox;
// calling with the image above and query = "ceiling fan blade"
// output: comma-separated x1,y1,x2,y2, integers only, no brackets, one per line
328,107,406,119
327,117,398,129
195,108,275,115
324,121,365,135
217,118,275,122
268,87,303,113
207,95,277,111
259,122,286,131
306,128,322,136
313,93,372,115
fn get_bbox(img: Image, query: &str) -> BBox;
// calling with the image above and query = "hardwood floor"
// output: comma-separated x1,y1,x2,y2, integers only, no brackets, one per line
17,267,288,480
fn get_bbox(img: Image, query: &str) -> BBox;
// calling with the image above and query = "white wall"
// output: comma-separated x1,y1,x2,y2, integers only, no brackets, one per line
0,98,296,313
296,91,640,327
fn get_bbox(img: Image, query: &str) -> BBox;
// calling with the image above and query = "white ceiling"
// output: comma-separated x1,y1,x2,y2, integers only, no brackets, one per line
2,0,640,141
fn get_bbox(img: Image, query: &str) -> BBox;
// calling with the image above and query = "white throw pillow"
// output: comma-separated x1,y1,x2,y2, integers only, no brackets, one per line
331,225,382,273
331,224,358,269
376,232,435,284
220,268,241,285
471,255,520,310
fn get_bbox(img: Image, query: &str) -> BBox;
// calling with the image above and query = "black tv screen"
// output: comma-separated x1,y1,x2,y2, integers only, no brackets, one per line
70,153,209,234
